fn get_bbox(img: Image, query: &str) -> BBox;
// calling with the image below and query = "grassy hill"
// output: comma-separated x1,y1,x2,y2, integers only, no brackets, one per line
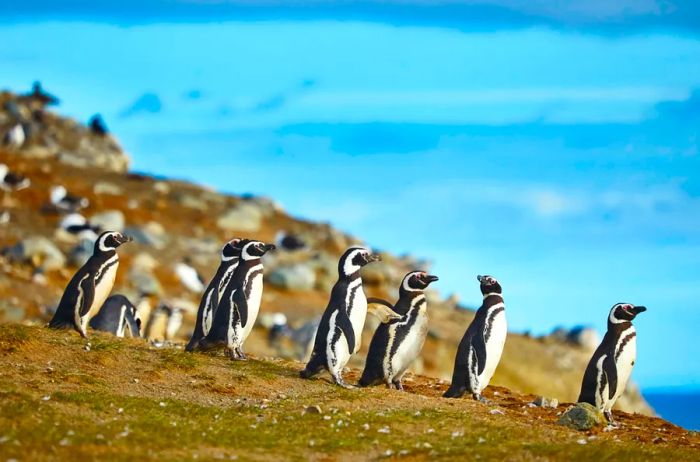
0,324,697,461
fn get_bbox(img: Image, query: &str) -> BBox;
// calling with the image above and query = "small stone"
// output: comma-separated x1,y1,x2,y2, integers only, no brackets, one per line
159,402,166,407
42,395,50,401
577,439,587,445
377,426,390,434
478,437,486,444
489,409,505,415
532,396,559,408
59,438,70,446
304,405,322,415
557,403,606,431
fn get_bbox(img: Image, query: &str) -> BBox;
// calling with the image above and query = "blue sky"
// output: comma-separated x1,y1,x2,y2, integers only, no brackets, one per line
1,1,699,389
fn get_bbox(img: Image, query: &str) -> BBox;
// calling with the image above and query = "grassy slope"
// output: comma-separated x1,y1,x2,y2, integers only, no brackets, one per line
0,325,697,462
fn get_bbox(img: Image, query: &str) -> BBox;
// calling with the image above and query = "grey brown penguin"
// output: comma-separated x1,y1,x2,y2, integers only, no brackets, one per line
185,238,241,352
359,271,438,390
48,231,132,338
443,275,507,401
578,303,646,425
300,246,382,388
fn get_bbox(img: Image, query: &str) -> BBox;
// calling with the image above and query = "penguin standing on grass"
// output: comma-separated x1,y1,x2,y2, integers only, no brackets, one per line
200,239,275,359
444,275,507,402
578,303,646,425
300,246,384,388
359,271,438,390
48,231,132,338
89,294,141,338
185,238,241,352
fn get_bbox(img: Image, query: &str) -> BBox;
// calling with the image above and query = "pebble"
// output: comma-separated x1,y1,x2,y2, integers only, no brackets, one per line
304,405,322,415
377,426,391,434
577,439,587,445
489,409,505,415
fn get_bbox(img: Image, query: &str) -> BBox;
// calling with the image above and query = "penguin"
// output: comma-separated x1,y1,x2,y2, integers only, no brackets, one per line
59,213,100,241
89,294,141,338
89,114,108,136
444,275,507,401
268,314,320,361
0,164,30,192
174,257,206,293
199,239,276,359
300,246,382,388
185,238,242,352
274,231,307,251
50,185,89,213
359,271,439,390
24,81,60,106
577,303,647,424
143,302,183,343
48,231,132,338
2,124,26,149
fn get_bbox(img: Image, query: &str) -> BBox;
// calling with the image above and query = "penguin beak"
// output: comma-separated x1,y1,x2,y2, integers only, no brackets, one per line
425,274,439,284
632,305,647,314
119,234,133,244
263,243,276,253
477,275,483,282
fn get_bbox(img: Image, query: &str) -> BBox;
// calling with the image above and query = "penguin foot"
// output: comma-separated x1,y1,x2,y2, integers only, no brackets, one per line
392,380,404,391
473,393,492,405
443,386,467,399
332,375,356,389
604,411,617,426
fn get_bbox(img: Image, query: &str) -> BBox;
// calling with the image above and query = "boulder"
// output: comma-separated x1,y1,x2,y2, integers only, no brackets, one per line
90,210,125,233
125,222,167,249
567,327,600,352
557,403,605,430
93,181,123,196
267,264,316,291
68,239,94,267
217,203,263,232
6,236,66,271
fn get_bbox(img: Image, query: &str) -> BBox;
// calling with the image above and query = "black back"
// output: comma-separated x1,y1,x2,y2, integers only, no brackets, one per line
90,294,141,337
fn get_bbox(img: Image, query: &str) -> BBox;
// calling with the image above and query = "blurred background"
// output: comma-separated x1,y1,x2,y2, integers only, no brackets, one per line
0,1,698,429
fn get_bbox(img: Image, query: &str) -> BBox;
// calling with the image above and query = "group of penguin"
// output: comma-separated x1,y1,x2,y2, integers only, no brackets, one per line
48,230,646,426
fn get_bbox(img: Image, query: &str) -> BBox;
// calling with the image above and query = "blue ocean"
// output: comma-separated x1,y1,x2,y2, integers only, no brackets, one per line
645,391,700,431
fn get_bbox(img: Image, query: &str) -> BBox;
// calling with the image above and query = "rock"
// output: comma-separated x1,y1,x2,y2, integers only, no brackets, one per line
557,403,605,430
532,396,559,408
304,405,322,415
567,327,600,352
217,203,263,232
93,181,123,196
68,239,94,267
240,195,282,217
153,182,170,194
361,261,399,286
267,264,316,291
5,236,66,271
131,252,159,271
174,191,207,209
125,222,167,249
90,210,125,233
129,269,163,295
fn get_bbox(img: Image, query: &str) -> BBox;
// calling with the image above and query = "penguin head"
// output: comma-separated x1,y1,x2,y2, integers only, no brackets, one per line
609,303,647,324
221,237,242,262
338,246,380,277
402,271,439,292
94,231,132,253
477,275,502,295
239,239,276,261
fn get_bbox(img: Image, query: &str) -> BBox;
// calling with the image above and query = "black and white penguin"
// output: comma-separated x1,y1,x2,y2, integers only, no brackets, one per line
300,246,382,388
185,238,242,352
2,124,26,149
268,313,320,361
0,163,30,192
444,275,508,401
199,239,276,359
59,213,100,241
89,294,141,338
50,185,89,213
274,231,307,251
577,303,647,424
143,302,184,343
89,114,108,136
48,231,132,338
175,257,206,293
359,271,439,390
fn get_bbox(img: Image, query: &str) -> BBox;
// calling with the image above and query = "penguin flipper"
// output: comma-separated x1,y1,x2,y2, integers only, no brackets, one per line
336,309,356,353
603,354,618,401
472,331,488,376
367,297,395,310
77,274,96,318
234,290,249,328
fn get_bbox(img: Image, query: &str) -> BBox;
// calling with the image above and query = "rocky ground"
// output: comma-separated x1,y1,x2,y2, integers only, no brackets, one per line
0,325,698,461
0,86,652,422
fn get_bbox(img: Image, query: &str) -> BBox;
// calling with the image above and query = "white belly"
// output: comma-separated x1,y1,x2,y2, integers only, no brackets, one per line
348,280,367,354
390,311,428,380
606,330,637,410
478,309,507,390
327,310,351,372
90,261,119,320
241,272,263,343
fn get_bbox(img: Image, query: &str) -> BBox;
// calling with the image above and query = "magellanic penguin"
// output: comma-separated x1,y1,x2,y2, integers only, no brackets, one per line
359,271,439,390
577,303,647,424
200,239,276,359
185,238,242,352
444,275,507,401
300,246,382,388
48,231,132,338
89,294,141,338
